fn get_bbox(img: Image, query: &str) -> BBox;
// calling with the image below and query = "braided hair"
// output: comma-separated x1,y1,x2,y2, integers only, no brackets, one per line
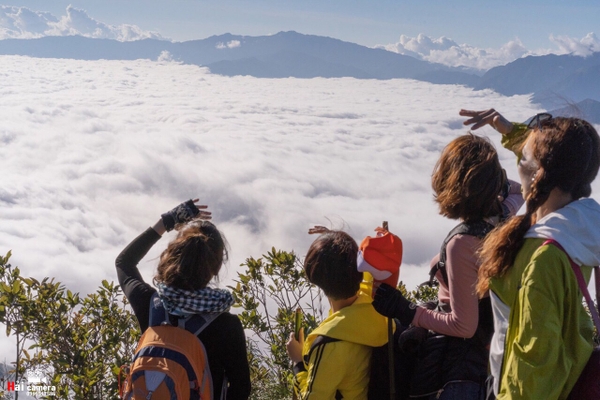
477,117,600,295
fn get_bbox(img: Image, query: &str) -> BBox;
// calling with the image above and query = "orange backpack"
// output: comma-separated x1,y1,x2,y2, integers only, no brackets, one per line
121,294,221,400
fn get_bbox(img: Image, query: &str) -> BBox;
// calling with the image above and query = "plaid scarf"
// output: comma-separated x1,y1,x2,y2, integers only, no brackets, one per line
156,282,235,317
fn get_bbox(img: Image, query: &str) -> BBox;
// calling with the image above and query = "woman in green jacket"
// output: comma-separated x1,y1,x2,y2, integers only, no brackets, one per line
462,109,600,399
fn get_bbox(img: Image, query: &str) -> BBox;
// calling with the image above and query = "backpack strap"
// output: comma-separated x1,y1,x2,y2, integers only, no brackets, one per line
542,239,600,332
181,312,221,336
149,292,222,334
303,335,341,365
297,335,341,396
149,292,170,326
421,220,494,288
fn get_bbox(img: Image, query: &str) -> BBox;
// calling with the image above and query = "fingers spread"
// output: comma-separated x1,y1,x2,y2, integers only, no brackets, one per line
461,108,497,128
308,226,329,234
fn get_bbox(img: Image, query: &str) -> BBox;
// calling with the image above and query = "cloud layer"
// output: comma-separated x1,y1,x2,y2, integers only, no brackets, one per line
0,56,545,290
3,55,599,356
377,32,600,71
0,5,163,41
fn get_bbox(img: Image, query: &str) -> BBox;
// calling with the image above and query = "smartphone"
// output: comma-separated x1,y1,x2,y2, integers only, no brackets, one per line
294,307,303,340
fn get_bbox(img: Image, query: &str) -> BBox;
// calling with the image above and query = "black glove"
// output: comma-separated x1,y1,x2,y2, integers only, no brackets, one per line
161,199,200,232
373,283,417,326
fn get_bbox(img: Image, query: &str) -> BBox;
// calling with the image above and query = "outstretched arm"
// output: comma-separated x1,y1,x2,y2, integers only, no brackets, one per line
460,108,514,134
115,199,211,330
460,108,530,156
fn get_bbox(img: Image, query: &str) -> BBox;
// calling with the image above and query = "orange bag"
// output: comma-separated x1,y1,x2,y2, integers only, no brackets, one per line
121,294,220,400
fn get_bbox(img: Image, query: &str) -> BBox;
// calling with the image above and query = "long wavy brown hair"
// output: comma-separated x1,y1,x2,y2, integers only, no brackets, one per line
477,118,600,295
432,133,504,222
155,219,228,291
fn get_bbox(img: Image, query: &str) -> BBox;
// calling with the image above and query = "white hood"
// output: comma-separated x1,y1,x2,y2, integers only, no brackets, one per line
525,198,600,267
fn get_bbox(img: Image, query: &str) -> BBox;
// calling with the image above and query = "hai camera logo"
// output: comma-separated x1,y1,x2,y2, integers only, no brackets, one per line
3,367,56,396
26,369,49,385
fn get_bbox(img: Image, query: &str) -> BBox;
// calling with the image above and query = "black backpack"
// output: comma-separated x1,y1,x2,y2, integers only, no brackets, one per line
422,220,493,289
368,220,494,400
411,220,494,398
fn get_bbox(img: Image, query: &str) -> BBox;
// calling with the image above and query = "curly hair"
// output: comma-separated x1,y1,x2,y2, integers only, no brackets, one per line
432,133,504,222
477,118,600,295
155,219,228,291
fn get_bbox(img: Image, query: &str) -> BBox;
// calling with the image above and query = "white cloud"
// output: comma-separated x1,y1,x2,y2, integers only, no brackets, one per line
376,34,528,71
550,32,600,56
377,32,599,70
0,5,164,41
216,40,241,49
157,50,177,62
1,55,582,358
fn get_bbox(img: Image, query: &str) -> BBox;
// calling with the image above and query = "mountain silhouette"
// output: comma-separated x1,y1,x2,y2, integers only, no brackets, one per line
0,31,475,80
0,31,598,118
476,52,600,108
550,99,600,124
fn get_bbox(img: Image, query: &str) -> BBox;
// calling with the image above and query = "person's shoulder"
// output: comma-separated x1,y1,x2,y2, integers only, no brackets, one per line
200,311,245,342
446,233,480,258
212,311,243,329
528,240,570,268
448,233,481,247
521,239,571,285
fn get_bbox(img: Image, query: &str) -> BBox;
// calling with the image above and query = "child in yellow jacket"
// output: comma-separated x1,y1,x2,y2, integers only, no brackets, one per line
286,229,390,400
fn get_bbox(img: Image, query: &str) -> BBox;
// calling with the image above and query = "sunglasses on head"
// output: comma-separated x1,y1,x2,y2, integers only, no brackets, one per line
526,113,553,130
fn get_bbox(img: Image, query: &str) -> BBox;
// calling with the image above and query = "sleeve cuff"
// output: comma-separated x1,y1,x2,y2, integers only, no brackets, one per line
501,122,529,157
293,361,307,375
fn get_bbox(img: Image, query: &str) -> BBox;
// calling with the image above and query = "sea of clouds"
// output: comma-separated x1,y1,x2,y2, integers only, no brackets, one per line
1,55,600,360
0,54,532,358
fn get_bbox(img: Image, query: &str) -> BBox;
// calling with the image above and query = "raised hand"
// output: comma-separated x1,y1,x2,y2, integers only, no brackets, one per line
460,108,514,134
308,225,330,235
161,198,211,232
286,328,305,364
374,226,388,237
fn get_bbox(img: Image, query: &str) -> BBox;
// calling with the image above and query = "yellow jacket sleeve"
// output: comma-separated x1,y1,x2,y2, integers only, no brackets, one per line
500,122,529,159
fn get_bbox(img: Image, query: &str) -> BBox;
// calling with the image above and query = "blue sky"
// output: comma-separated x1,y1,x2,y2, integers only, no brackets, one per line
4,0,599,49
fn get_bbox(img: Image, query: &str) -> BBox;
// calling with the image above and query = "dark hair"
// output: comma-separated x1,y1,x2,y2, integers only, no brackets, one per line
304,231,362,300
432,134,504,222
155,219,228,290
478,118,600,294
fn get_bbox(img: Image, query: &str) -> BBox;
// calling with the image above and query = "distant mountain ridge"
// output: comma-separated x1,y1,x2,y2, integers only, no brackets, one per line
0,31,599,120
0,31,474,80
550,98,600,124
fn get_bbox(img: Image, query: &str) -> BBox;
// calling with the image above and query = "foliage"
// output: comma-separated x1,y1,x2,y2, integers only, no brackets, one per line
231,248,441,400
397,281,439,304
0,246,442,400
0,252,140,399
0,362,15,400
231,248,325,400
0,251,30,399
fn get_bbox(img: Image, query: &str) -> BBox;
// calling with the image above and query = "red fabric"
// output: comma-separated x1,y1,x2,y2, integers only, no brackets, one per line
359,232,403,287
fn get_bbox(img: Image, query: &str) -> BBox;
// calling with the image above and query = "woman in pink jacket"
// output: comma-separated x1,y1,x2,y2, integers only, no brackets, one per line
373,133,523,400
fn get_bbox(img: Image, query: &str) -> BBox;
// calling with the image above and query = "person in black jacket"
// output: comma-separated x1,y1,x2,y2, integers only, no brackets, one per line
115,198,251,400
